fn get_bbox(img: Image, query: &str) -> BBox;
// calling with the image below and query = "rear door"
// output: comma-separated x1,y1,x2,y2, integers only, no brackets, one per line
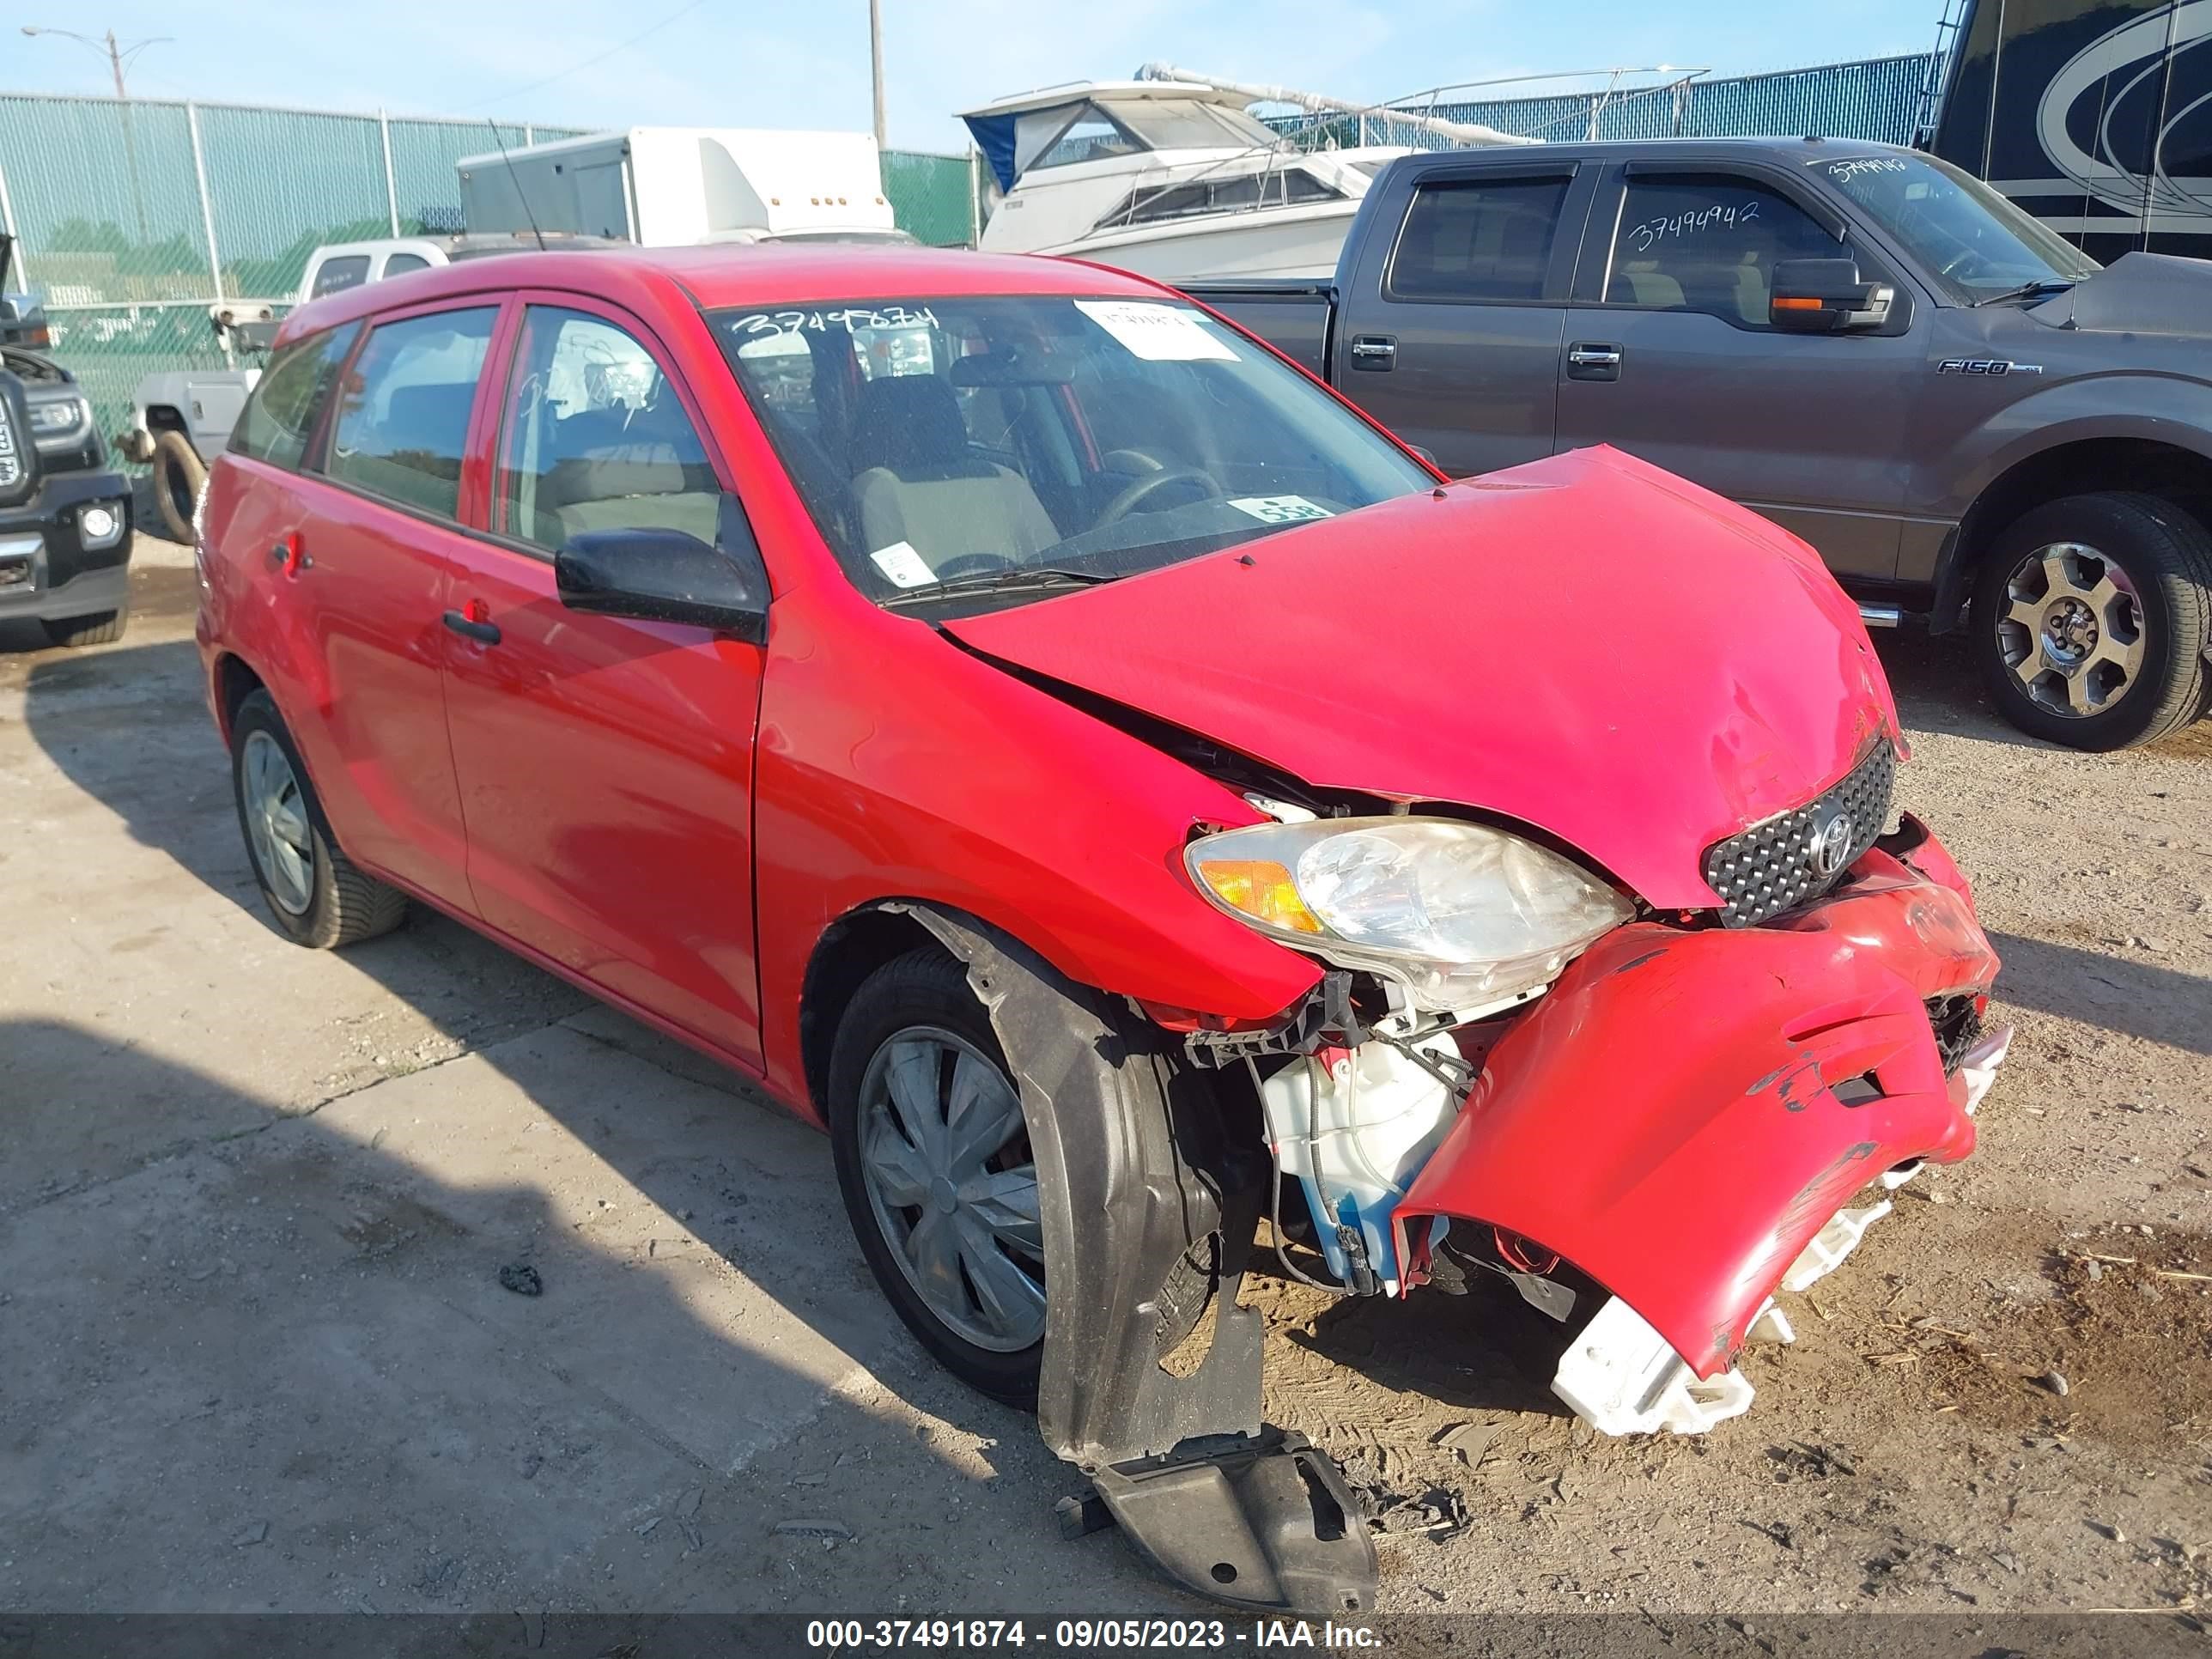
1332,159,1593,477
1552,161,1925,580
274,300,502,912
438,295,769,1066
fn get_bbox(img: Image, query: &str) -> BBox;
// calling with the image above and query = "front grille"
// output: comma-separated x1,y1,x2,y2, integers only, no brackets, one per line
1700,743,1896,927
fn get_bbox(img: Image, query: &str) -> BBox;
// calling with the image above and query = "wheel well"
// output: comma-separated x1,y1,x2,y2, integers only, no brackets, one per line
144,405,189,434
213,653,265,744
798,905,947,1116
1944,439,2212,629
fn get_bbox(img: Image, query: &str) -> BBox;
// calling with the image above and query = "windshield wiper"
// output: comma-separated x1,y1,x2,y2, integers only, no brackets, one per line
879,566,1119,609
1973,277,2076,307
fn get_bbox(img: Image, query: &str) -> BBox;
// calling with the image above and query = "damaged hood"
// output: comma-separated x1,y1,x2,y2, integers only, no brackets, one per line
946,447,1897,909
2032,252,2212,339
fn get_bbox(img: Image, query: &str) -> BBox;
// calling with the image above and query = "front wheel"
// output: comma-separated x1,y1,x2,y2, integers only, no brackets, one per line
1972,492,2212,750
41,609,127,647
228,690,407,948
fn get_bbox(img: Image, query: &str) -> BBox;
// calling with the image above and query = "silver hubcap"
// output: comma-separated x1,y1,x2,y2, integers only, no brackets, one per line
857,1027,1045,1352
240,729,314,915
1996,542,2146,718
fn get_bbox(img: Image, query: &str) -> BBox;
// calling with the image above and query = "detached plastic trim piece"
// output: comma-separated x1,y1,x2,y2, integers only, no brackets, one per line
1553,1295,1758,1436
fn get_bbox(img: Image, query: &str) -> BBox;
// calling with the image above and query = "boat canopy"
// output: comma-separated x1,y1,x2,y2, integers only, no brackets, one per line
959,81,1283,193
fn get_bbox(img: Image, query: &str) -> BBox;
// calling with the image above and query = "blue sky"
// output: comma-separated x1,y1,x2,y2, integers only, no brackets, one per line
7,2,1953,153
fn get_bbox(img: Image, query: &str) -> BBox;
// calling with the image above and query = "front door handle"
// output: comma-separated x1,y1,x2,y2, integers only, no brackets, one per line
441,608,501,647
1347,333,1397,371
1566,342,1623,381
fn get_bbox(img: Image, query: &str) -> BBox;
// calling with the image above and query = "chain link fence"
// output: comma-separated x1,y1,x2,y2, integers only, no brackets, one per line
1276,54,1938,153
0,92,979,449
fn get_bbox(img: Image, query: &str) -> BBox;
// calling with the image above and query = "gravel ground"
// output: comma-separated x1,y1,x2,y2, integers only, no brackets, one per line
1,536,2207,1631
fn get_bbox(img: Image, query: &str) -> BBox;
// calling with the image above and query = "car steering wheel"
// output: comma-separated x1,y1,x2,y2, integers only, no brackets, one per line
1098,469,1225,526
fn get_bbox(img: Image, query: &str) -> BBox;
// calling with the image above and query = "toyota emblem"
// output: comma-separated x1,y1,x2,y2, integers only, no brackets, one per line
1807,805,1854,878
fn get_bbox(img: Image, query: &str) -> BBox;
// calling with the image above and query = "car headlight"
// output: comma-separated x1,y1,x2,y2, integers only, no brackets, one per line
1186,817,1634,1012
27,394,91,447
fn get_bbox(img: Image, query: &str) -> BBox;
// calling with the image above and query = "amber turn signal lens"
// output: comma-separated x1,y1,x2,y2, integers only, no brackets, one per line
1194,858,1324,934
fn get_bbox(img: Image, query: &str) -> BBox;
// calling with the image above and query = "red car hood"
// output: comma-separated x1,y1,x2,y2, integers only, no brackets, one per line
945,447,1899,909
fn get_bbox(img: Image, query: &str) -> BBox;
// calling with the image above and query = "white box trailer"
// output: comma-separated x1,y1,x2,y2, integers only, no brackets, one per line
455,127,906,246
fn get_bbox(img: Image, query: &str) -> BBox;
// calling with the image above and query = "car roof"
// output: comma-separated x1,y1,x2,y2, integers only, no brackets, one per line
276,243,1173,345
1395,134,1915,167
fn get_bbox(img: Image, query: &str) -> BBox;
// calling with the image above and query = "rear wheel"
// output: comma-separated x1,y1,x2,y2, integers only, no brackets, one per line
1972,492,2212,750
152,429,206,544
40,609,126,647
228,690,407,948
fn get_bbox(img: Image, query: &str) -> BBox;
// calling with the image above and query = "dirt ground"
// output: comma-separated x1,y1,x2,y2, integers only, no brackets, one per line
2,535,2209,1626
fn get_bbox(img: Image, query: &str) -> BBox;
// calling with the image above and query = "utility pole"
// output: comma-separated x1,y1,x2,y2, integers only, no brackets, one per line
868,0,887,151
21,27,172,241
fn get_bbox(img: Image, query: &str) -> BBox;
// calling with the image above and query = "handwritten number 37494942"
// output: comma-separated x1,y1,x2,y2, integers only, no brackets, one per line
1626,200,1762,253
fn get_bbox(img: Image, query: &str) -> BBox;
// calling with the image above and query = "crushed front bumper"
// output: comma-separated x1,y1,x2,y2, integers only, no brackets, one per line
1396,815,2007,1434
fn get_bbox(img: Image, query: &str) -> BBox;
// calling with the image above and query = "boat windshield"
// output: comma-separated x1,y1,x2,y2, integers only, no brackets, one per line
714,295,1432,617
1109,99,1283,153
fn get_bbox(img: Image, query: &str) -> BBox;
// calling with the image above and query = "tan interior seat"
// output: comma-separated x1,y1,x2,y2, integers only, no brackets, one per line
846,375,1059,573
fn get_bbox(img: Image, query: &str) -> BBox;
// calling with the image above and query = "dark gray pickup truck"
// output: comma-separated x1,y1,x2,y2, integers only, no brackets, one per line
1184,137,2212,750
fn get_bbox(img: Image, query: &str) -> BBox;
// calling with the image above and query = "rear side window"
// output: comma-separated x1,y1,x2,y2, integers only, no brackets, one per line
308,255,372,299
382,252,431,277
228,323,358,470
1389,176,1573,301
322,307,498,520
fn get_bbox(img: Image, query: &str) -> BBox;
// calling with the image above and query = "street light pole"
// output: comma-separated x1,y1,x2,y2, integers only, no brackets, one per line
868,0,887,151
20,26,171,242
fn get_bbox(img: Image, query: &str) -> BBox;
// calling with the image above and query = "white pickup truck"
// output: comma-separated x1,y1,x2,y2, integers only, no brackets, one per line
118,232,606,540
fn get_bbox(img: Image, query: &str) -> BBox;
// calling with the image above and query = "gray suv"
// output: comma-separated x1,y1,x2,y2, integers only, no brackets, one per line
1190,140,2212,750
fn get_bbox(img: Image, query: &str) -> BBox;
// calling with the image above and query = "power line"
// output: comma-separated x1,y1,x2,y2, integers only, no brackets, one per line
475,0,710,111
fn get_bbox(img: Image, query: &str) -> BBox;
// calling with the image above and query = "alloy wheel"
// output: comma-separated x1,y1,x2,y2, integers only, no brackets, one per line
1993,542,2146,719
855,1026,1045,1352
240,729,314,915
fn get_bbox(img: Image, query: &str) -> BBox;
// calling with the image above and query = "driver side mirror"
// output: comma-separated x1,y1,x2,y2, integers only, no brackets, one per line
555,494,770,642
1771,258,1893,332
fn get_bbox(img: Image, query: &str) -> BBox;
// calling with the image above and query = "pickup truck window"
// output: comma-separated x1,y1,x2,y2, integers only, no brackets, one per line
1389,177,1572,302
1606,174,1841,326
1808,152,2097,304
714,295,1430,613
307,255,372,300
228,323,359,471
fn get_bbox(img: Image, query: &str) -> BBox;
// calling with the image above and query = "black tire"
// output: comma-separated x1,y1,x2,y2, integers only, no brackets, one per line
1972,492,2212,750
41,609,127,647
827,947,1211,1408
152,429,206,544
228,689,407,948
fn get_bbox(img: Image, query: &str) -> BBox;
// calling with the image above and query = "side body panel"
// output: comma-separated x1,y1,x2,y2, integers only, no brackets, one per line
1401,830,1999,1380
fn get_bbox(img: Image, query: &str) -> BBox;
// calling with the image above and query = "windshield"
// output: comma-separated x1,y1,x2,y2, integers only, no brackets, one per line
1809,152,2100,302
713,295,1431,614
1113,100,1282,153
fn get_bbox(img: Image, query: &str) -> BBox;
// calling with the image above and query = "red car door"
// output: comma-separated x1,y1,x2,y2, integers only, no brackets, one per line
276,301,507,915
438,295,769,1067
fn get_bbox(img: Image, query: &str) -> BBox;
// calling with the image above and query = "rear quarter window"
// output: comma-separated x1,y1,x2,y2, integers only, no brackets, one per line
228,323,360,470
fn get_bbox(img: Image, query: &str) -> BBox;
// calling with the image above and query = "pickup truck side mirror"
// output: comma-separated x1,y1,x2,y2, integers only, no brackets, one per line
555,495,770,642
1771,258,1893,333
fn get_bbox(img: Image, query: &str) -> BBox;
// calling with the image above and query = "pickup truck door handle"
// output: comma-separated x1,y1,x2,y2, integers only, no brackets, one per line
441,608,501,647
1566,342,1623,382
1347,333,1397,371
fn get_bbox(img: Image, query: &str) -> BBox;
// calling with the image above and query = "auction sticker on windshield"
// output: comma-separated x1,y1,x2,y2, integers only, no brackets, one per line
1228,495,1333,525
868,541,938,588
1074,301,1239,362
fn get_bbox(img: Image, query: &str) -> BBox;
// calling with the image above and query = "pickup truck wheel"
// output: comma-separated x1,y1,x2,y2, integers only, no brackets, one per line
228,690,407,948
40,609,127,647
151,429,205,544
1973,492,2212,750
829,947,1212,1407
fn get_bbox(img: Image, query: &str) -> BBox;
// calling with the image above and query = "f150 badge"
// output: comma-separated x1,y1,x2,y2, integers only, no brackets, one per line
1937,359,2045,375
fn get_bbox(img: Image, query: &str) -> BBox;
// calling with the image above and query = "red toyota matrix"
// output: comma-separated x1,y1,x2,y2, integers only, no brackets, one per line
196,245,2007,1613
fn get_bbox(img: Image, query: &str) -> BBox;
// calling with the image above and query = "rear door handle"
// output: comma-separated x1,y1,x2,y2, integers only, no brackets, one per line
269,535,308,574
1347,333,1397,371
1566,342,1623,381
441,609,501,647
